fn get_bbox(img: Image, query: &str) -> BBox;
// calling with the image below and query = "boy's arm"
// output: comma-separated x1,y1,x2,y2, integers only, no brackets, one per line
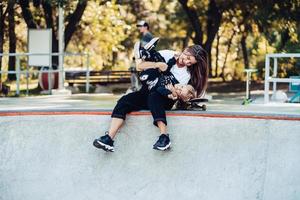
161,57,176,75
156,86,171,97
136,61,168,72
156,85,178,100
166,57,176,68
156,86,177,100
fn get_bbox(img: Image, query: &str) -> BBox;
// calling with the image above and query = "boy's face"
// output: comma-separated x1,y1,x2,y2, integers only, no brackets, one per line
174,84,193,101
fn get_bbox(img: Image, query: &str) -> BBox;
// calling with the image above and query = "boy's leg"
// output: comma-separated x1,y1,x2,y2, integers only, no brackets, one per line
144,38,165,62
148,50,166,63
147,91,175,127
139,68,161,92
134,38,165,63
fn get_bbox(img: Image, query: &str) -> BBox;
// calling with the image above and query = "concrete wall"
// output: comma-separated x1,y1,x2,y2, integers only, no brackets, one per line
0,114,299,200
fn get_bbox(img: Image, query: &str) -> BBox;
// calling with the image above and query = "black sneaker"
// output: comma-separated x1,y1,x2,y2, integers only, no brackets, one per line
93,133,114,152
153,134,171,151
144,37,160,51
134,41,151,61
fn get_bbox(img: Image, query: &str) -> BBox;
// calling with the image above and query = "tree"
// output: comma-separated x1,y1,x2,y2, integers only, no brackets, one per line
8,0,16,81
0,2,8,75
19,0,88,68
67,0,131,69
178,0,226,77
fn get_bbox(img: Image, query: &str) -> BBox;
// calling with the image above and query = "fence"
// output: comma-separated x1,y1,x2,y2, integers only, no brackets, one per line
65,70,132,85
0,52,90,95
264,53,300,103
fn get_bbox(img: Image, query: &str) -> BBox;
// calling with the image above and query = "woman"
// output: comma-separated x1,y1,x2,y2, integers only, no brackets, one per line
93,44,208,152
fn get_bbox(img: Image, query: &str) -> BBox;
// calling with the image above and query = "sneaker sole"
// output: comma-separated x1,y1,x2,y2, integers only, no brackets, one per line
93,140,114,152
144,37,159,51
153,142,171,151
133,41,141,59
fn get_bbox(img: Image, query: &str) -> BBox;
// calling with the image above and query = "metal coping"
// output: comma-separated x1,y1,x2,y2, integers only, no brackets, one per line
0,110,300,121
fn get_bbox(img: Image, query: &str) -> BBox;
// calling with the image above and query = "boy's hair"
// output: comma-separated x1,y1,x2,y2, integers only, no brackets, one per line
179,84,196,102
175,85,195,110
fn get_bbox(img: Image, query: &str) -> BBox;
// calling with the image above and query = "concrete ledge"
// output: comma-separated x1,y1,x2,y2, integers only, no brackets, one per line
0,113,300,200
0,109,300,121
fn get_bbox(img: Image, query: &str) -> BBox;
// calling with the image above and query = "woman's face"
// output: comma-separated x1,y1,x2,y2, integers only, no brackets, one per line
177,50,197,67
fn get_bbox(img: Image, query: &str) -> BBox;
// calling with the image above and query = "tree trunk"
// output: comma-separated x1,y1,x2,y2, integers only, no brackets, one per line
178,0,224,77
19,0,38,29
112,51,117,67
215,32,220,78
0,3,7,74
19,1,87,69
241,32,249,69
8,0,16,81
178,0,203,44
277,29,290,51
64,0,87,49
205,0,223,77
182,28,192,49
42,1,58,68
239,11,251,69
128,0,145,18
221,29,236,82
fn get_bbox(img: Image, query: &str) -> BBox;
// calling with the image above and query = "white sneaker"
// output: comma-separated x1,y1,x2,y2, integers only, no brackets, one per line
133,41,141,59
144,37,160,51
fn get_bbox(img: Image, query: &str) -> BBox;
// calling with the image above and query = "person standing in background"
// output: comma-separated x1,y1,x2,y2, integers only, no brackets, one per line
136,20,153,47
128,20,154,92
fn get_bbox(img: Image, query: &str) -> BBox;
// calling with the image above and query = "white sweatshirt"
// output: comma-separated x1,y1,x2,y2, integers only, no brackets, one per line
158,50,191,85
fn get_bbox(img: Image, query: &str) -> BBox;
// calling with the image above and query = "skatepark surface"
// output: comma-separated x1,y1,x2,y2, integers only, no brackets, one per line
0,94,300,200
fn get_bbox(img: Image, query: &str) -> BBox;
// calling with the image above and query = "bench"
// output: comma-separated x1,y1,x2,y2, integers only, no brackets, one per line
65,70,132,86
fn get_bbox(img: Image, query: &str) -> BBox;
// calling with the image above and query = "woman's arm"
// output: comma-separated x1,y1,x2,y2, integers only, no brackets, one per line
136,61,168,72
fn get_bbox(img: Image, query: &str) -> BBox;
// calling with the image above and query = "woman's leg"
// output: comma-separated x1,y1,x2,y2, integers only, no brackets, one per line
156,121,167,134
93,91,148,151
109,91,148,137
147,91,175,129
108,118,124,139
147,91,175,150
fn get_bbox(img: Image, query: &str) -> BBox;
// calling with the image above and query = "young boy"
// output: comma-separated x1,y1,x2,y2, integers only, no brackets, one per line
134,38,196,103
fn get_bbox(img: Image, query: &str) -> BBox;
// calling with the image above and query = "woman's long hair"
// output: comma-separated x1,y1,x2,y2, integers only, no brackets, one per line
185,45,208,97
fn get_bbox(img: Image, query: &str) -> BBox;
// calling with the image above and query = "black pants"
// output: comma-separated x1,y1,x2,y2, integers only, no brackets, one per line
112,90,175,126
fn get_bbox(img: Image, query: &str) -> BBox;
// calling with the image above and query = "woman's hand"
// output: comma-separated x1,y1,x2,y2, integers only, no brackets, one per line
166,84,177,97
167,94,178,100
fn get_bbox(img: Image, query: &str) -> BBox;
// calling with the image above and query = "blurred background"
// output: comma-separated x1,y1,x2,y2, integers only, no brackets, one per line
1,0,300,96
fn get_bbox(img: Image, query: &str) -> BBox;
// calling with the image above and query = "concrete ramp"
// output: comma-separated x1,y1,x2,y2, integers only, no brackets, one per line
0,112,300,200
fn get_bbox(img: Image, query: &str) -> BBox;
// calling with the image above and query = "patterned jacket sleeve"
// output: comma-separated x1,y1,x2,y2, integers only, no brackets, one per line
156,86,172,97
